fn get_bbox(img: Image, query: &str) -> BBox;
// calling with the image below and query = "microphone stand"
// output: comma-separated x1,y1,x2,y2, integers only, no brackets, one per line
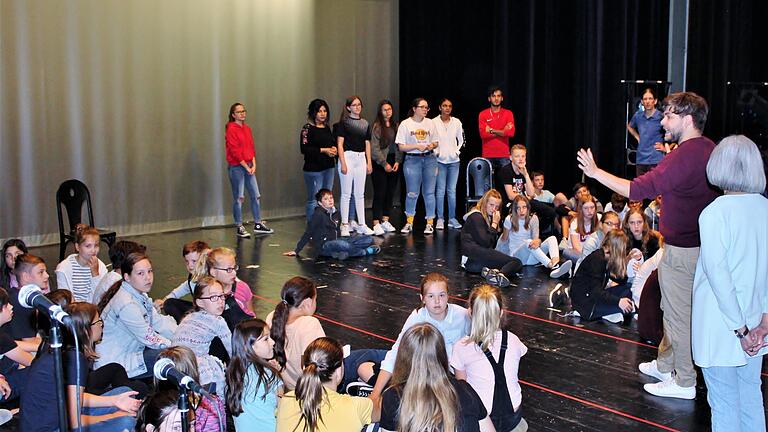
50,318,69,431
177,385,190,432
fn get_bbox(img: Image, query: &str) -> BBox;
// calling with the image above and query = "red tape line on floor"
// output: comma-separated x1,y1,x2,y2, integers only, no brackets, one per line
349,269,768,380
348,269,657,349
253,291,682,431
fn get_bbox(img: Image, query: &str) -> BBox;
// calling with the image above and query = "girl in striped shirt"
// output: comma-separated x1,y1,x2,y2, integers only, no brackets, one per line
55,224,107,303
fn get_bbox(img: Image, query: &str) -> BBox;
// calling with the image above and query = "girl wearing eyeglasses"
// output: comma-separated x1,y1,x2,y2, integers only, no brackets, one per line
172,276,232,395
193,247,254,331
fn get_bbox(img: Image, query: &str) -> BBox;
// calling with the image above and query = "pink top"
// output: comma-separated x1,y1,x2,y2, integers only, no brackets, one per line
233,279,255,316
450,330,527,411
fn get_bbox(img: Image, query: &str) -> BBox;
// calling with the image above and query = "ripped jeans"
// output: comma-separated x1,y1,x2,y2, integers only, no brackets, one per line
228,165,262,225
403,154,438,219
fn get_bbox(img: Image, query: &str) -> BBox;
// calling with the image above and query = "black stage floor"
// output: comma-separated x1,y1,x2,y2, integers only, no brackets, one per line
20,214,768,431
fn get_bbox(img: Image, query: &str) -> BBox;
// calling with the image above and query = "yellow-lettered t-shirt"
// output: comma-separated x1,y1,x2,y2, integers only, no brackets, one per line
276,389,373,432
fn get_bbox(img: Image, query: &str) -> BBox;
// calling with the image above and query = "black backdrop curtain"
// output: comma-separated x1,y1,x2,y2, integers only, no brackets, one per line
687,1,768,148
399,0,669,206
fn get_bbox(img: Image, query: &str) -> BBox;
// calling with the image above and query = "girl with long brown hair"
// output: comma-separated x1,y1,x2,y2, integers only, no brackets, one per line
380,323,487,432
567,229,635,322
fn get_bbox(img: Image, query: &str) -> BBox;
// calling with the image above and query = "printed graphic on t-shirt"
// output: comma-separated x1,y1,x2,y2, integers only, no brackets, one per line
410,129,430,141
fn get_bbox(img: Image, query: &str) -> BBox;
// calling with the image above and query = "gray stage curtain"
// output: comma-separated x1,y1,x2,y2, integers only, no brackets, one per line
0,0,398,246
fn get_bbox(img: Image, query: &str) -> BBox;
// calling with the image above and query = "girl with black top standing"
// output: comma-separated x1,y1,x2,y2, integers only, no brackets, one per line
300,99,337,224
370,100,402,235
337,96,374,237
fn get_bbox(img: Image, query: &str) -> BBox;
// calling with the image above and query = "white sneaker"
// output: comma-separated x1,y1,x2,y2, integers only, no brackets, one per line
381,220,397,232
602,313,624,323
644,378,696,400
400,223,413,234
357,224,375,235
424,224,434,235
549,260,572,278
372,224,386,236
638,360,672,382
350,220,359,230
436,219,445,230
340,224,351,237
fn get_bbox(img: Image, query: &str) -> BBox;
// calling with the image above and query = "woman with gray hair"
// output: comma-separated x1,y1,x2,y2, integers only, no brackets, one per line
692,135,768,431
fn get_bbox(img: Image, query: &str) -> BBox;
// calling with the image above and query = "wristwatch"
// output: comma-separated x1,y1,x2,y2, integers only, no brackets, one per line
735,327,750,339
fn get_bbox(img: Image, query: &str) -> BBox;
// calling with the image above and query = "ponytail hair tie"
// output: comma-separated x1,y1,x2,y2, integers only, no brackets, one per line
281,299,288,305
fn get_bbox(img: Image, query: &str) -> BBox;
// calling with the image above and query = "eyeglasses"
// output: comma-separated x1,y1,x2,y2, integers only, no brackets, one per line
603,221,619,227
417,105,429,110
199,294,227,302
234,110,247,114
90,319,104,328
214,265,239,273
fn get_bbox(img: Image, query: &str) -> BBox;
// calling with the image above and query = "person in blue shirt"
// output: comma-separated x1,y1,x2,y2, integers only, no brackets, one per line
627,88,665,177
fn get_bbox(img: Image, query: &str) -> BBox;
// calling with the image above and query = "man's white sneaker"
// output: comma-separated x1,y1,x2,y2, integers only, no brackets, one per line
357,224,375,235
435,219,445,230
400,223,413,234
424,224,434,235
381,220,397,232
643,378,696,400
340,224,351,237
372,224,386,236
638,360,672,382
349,220,359,230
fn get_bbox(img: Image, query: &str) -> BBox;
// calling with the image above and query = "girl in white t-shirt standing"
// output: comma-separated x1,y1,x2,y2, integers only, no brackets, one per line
396,97,439,234
451,284,528,432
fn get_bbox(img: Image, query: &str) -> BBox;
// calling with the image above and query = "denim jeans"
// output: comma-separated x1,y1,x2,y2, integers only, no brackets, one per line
403,154,438,218
303,168,335,223
702,355,765,432
72,386,137,432
321,236,373,257
436,161,460,220
341,348,387,389
228,165,261,225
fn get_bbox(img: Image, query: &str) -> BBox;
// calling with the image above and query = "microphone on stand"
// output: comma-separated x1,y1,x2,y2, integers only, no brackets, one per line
18,284,73,327
153,358,212,397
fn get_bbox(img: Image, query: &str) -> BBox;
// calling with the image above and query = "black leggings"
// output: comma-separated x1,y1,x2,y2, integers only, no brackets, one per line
372,154,399,221
86,363,150,398
465,248,523,279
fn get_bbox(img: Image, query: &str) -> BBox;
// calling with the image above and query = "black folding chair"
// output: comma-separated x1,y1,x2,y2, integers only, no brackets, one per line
465,157,494,213
56,179,117,261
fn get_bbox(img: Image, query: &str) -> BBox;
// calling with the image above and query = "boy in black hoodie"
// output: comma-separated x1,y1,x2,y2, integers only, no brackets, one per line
284,189,380,260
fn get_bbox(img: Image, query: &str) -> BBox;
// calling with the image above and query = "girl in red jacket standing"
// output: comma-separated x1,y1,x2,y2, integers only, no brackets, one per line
226,102,273,237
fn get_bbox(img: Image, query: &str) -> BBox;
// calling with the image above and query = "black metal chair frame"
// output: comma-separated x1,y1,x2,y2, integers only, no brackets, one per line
465,157,494,213
56,179,117,261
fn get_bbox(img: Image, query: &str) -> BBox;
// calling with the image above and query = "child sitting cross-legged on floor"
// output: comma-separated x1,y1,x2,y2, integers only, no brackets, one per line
283,188,380,260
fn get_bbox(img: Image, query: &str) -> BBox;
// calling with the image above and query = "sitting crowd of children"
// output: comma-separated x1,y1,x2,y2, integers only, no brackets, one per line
0,223,529,432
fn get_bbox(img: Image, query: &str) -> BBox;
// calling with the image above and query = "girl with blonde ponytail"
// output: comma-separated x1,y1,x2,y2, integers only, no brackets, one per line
380,323,487,432
276,337,373,432
451,285,528,431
